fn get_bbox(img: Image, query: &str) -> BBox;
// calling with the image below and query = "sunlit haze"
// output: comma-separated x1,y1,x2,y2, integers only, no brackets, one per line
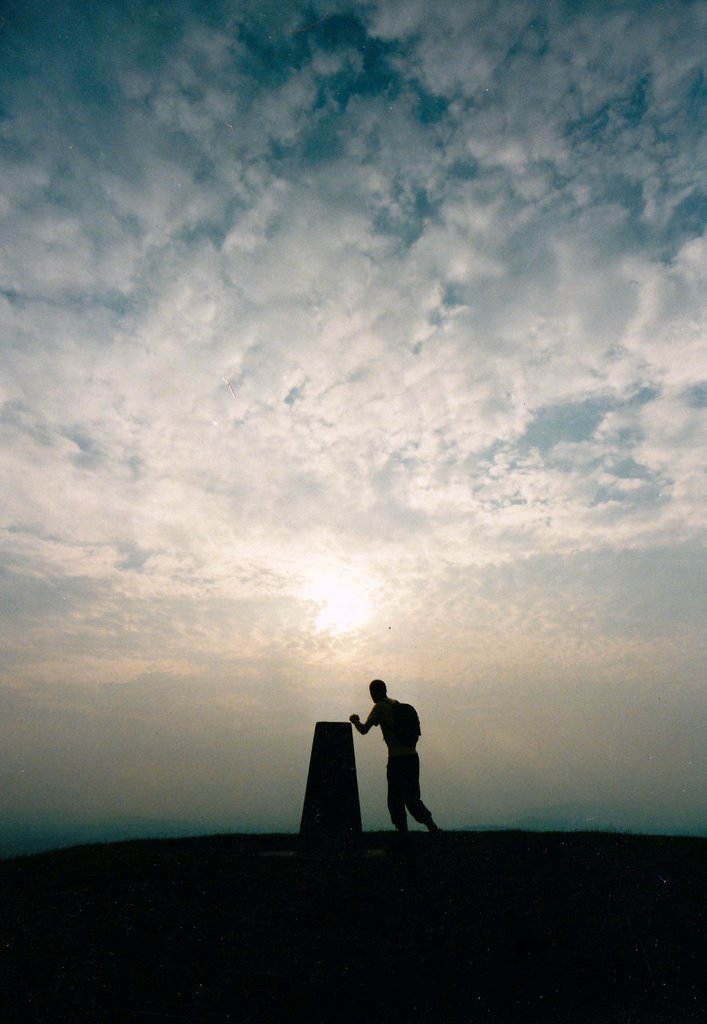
1,0,705,856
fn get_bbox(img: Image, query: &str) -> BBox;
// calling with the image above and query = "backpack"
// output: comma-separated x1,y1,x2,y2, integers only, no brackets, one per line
391,702,421,747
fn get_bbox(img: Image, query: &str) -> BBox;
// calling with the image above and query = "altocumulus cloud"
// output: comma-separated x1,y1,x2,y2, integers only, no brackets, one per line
0,0,705,847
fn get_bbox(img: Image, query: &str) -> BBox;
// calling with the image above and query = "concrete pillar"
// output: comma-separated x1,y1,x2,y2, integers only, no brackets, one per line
299,721,362,857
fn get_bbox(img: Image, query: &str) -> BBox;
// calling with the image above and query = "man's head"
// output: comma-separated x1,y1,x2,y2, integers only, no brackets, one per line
369,679,387,702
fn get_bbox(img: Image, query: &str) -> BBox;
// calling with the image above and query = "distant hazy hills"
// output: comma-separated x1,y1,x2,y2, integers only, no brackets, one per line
3,800,706,860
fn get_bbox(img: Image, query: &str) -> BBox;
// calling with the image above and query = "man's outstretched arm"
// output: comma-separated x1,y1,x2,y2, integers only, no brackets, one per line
349,713,371,734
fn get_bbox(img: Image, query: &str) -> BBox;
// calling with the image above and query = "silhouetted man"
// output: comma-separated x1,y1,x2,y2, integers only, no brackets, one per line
350,679,440,834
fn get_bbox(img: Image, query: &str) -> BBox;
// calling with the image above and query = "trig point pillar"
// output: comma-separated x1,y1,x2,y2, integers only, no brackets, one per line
299,721,362,858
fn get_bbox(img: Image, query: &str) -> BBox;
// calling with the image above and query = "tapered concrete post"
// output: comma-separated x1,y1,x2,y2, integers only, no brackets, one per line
299,722,362,858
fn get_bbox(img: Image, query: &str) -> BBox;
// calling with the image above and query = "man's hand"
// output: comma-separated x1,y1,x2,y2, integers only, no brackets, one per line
350,713,370,735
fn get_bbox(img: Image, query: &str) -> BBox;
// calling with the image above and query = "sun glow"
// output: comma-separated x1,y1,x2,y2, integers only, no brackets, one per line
307,572,374,635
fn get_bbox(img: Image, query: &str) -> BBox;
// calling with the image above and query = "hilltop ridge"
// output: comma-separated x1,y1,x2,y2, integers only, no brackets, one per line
2,830,705,1023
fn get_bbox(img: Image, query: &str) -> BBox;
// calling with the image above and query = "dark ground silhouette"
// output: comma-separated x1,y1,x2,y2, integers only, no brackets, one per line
1,830,705,1023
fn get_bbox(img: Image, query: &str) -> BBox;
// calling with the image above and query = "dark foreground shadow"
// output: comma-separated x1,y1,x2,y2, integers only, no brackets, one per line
1,830,705,1023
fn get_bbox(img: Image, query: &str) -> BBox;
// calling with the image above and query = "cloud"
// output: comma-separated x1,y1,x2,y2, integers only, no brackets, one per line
2,2,704,574
0,0,705,837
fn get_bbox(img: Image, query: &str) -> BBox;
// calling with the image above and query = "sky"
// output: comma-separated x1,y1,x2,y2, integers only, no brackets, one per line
1,0,705,856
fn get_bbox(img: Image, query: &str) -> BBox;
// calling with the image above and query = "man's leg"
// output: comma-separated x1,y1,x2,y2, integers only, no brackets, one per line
401,754,441,833
386,759,409,831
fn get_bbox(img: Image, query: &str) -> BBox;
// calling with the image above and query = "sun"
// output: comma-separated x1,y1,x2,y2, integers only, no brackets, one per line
307,571,373,635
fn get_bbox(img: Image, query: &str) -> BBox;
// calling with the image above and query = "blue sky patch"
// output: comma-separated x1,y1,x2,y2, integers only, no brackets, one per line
520,399,611,451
